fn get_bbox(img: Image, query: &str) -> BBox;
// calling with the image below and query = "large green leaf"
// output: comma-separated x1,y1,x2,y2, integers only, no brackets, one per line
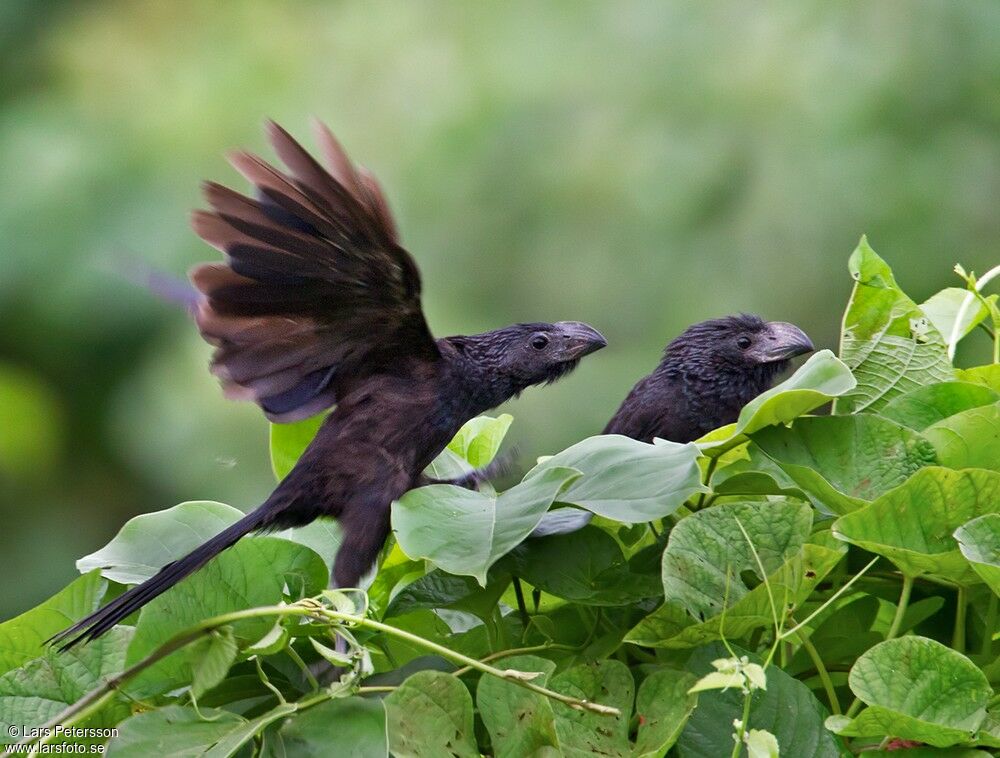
124,535,328,697
385,671,478,758
77,500,340,584
660,500,812,618
698,349,856,454
0,627,131,747
0,571,104,677
477,654,560,758
549,660,633,757
507,526,661,606
632,668,698,757
627,510,845,648
524,435,704,522
752,415,937,515
832,467,1000,584
107,702,298,757
833,237,953,414
829,637,991,747
677,644,847,758
879,382,999,432
921,287,990,344
923,402,1000,471
277,698,388,757
392,466,580,585
955,514,1000,596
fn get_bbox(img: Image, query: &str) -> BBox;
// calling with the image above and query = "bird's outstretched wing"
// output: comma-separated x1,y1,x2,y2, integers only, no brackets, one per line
190,120,439,421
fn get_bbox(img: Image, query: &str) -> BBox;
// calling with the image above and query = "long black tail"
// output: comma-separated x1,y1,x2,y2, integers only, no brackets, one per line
49,506,274,650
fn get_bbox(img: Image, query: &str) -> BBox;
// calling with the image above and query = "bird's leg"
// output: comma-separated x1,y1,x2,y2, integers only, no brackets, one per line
421,450,517,490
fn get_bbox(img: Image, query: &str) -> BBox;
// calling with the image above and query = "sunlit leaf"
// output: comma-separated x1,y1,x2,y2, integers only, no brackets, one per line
923,402,1000,471
879,382,999,431
698,349,856,454
833,237,953,414
920,287,990,344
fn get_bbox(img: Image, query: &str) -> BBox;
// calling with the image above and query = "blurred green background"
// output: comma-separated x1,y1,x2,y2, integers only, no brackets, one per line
1,0,998,617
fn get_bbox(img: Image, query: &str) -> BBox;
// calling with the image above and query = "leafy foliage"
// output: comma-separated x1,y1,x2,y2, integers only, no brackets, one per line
6,239,1000,755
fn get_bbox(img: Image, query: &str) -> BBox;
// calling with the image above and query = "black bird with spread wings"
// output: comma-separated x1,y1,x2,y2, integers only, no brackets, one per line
53,120,606,649
605,314,813,443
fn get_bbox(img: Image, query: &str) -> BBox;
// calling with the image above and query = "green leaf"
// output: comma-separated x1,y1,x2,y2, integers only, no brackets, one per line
0,570,104,677
833,237,954,414
190,626,238,699
107,702,297,757
677,643,847,758
879,382,999,431
632,668,698,757
277,697,388,757
0,627,131,746
385,671,478,758
524,435,704,522
269,413,327,481
78,499,338,587
392,466,580,585
627,506,845,648
549,660,633,757
832,467,1000,584
752,415,938,515
385,567,511,621
446,414,513,468
921,287,990,344
957,365,1000,393
698,349,857,453
660,500,812,618
477,654,559,758
77,501,244,584
508,526,661,606
830,636,990,747
955,513,1000,596
124,535,328,697
923,402,1000,471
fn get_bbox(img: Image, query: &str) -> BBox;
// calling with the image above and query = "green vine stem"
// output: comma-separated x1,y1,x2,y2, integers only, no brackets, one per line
885,574,914,641
953,585,968,654
791,626,840,715
6,596,618,754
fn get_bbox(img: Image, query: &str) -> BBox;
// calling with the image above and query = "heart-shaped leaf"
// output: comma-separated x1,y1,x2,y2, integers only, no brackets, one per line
923,402,1000,471
385,670,478,758
477,654,559,758
829,636,990,747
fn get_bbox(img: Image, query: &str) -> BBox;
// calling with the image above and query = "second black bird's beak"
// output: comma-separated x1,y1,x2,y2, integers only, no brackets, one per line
555,321,608,359
756,321,814,363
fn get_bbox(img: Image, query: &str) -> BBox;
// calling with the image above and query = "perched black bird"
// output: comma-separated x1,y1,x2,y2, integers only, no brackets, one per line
605,314,813,443
53,120,606,649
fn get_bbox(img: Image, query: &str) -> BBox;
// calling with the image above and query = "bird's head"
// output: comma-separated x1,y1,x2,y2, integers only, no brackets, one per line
664,314,814,380
446,321,607,401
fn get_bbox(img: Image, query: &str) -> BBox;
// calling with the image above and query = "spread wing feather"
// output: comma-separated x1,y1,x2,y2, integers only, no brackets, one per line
190,119,439,422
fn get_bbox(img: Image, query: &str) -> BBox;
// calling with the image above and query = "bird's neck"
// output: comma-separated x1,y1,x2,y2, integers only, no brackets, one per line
437,338,524,417
660,357,787,405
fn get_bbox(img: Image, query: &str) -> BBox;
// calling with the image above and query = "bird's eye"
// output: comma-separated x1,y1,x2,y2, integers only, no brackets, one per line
531,334,550,350
736,336,752,349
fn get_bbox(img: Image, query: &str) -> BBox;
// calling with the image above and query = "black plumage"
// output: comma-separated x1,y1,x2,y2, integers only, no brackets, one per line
52,120,606,649
605,314,813,443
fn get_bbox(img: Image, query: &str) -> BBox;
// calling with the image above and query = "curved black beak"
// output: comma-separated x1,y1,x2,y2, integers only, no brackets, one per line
755,321,814,363
555,321,608,359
